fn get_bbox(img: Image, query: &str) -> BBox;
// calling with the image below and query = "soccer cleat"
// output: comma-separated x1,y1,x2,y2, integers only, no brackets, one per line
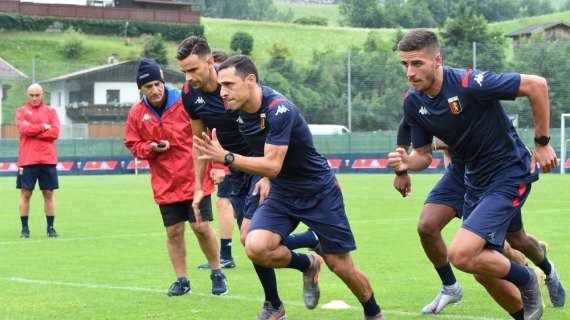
303,254,323,309
518,266,543,320
364,311,384,320
47,227,58,238
198,258,236,269
211,271,228,296
539,241,566,307
20,227,30,238
421,282,463,314
167,278,191,297
256,301,287,320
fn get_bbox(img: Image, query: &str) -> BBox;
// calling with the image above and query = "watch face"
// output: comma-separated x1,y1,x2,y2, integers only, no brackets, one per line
224,153,234,165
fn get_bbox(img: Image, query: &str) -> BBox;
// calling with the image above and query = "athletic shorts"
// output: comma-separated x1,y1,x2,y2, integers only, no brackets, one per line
249,181,356,254
16,164,59,190
233,174,262,227
217,177,233,198
462,183,531,251
425,162,465,218
159,195,213,227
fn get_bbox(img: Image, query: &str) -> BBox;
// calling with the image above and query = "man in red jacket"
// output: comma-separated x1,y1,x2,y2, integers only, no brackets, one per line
124,58,228,297
16,83,60,238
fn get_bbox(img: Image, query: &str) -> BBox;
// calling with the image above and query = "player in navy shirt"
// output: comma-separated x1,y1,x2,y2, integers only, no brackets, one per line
389,29,561,320
194,55,384,320
176,37,320,319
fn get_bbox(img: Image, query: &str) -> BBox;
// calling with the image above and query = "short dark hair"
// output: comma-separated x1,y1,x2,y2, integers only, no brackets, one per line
217,55,259,83
212,50,228,64
176,36,211,60
398,29,439,53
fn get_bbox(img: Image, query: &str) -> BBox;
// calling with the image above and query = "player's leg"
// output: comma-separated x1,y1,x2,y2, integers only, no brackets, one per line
418,204,463,314
17,165,37,238
39,164,59,237
188,196,227,295
474,274,525,319
160,202,191,296
216,196,235,265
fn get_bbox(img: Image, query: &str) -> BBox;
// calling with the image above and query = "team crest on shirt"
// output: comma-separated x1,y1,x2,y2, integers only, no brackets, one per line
260,113,266,129
447,96,463,115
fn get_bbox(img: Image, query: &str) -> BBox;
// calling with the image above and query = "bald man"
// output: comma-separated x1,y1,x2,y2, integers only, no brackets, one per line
16,84,61,238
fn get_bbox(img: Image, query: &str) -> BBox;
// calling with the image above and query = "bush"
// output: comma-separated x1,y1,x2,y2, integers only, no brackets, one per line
142,34,168,65
293,16,328,26
230,31,254,55
61,28,84,59
0,13,204,41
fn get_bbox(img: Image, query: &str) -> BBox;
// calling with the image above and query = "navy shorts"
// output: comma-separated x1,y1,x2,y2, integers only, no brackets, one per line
233,174,262,227
249,182,356,254
425,162,465,218
217,177,233,198
159,195,213,227
16,164,59,190
462,183,531,251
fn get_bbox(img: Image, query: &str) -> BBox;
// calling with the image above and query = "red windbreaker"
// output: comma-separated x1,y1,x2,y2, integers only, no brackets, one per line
124,89,214,205
16,101,60,166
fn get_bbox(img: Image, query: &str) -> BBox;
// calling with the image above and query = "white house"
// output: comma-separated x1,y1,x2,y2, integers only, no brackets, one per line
0,57,28,139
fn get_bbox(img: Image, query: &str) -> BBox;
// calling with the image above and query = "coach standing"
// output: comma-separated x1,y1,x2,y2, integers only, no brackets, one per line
16,83,60,238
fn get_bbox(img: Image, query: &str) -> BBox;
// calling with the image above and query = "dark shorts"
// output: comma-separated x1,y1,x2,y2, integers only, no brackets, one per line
16,164,59,190
425,163,465,218
249,181,356,254
159,195,213,227
216,177,233,198
462,183,531,251
233,174,262,227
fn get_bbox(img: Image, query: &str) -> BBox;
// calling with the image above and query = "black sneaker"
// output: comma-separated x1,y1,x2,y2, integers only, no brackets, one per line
211,271,228,296
20,227,30,238
167,278,191,297
47,227,58,238
198,258,236,269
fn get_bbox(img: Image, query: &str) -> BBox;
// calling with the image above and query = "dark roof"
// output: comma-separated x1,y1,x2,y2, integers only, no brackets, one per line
0,57,28,81
506,21,570,37
39,60,184,84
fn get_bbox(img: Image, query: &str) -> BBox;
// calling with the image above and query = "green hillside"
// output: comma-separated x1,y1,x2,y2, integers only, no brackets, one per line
274,1,341,26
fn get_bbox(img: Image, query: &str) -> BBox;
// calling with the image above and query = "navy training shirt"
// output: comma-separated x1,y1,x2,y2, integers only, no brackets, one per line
181,82,252,156
237,86,335,195
403,66,537,191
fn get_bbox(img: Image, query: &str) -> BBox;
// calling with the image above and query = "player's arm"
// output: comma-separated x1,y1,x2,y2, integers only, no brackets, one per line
191,118,209,189
518,74,557,172
123,112,159,160
16,108,44,137
393,117,412,197
230,143,287,178
36,108,60,141
388,144,432,172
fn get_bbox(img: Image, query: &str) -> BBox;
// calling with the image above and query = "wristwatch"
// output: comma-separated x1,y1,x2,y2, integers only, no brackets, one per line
223,152,235,166
534,136,550,146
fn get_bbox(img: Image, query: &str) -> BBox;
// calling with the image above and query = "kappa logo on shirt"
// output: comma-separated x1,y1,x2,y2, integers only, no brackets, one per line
474,73,484,87
236,116,244,124
419,106,430,115
27,110,32,115
275,105,289,116
195,96,205,104
143,114,151,121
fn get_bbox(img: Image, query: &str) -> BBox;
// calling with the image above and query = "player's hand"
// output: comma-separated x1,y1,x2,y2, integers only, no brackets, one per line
42,123,51,130
192,188,204,224
531,144,558,173
194,129,227,164
252,177,270,204
151,140,170,153
210,168,227,184
388,147,409,172
393,172,411,197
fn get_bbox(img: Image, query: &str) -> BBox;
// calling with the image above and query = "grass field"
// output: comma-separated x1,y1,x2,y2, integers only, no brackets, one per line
0,174,569,319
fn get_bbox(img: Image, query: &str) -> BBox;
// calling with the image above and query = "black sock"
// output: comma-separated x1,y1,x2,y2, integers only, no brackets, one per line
361,293,381,316
502,262,530,287
20,216,29,228
46,215,55,229
536,257,552,277
435,262,457,286
220,238,232,260
282,230,319,250
253,263,281,309
510,308,524,320
287,251,311,272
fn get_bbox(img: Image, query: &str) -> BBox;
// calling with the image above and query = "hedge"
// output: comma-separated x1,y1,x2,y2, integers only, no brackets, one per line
0,13,203,41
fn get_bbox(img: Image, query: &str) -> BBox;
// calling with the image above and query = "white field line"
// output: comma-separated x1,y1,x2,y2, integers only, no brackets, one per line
0,276,507,320
0,232,164,245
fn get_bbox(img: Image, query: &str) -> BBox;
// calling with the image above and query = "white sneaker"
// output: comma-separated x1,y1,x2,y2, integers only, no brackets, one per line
421,283,463,314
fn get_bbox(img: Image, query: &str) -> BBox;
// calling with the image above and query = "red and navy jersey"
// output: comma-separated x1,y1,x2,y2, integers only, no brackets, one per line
181,82,252,156
238,86,335,195
403,66,537,191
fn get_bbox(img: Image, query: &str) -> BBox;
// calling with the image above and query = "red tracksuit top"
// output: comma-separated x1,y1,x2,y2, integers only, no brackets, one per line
16,101,60,166
124,89,214,205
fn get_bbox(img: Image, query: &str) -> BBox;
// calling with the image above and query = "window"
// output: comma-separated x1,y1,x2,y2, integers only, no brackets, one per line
106,90,120,105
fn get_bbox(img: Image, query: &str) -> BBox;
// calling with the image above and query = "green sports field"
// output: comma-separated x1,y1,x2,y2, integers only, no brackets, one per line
0,174,568,320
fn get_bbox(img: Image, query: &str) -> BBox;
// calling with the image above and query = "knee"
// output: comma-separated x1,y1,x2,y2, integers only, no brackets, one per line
42,190,54,200
447,245,472,271
417,218,441,239
190,222,211,237
244,237,266,263
166,225,184,241
21,191,33,200
325,256,351,276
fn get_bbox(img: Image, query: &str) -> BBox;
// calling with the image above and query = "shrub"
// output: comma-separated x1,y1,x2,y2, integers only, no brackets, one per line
230,31,254,55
